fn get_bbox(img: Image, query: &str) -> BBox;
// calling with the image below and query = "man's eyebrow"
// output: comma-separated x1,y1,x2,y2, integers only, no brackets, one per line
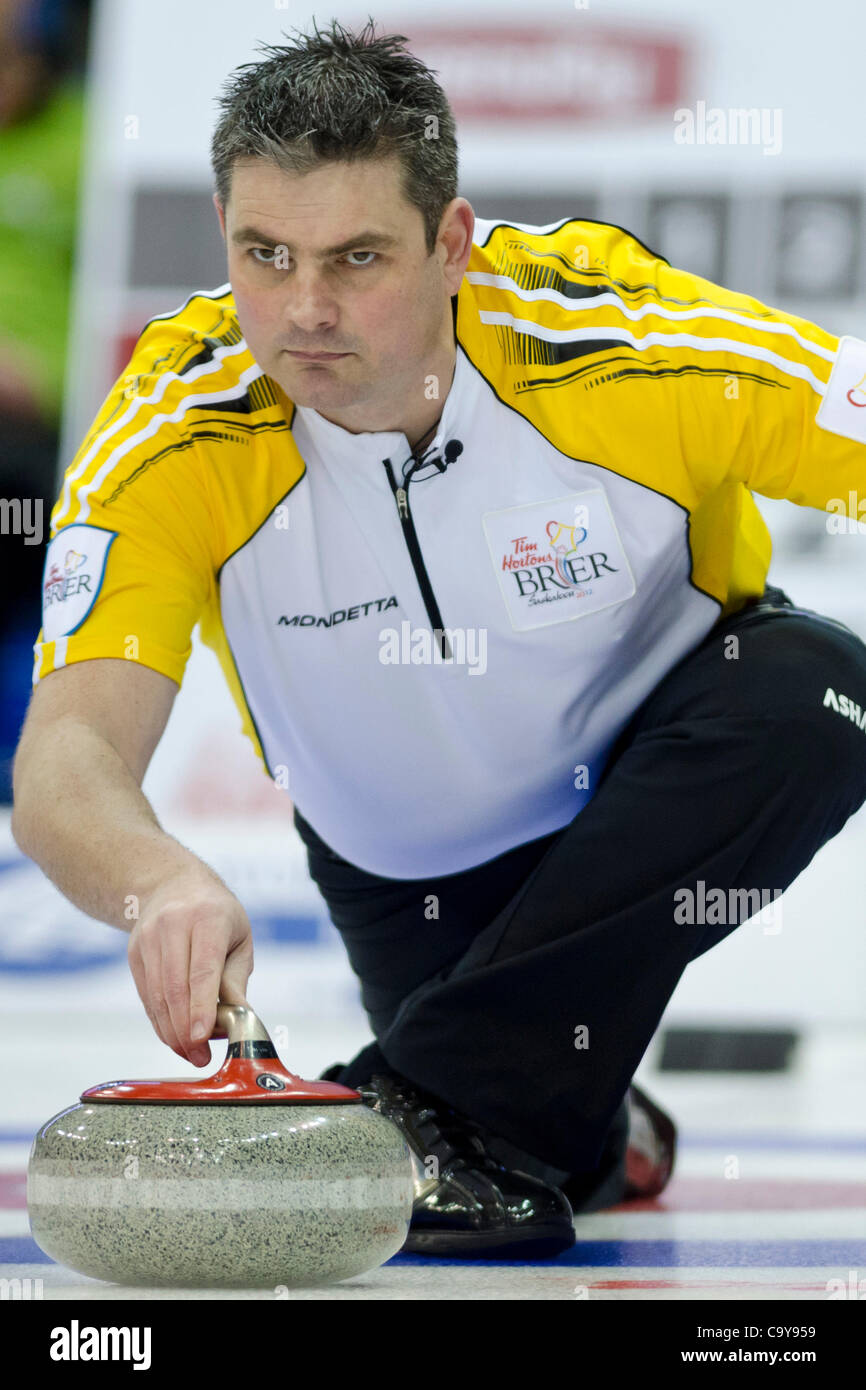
231,227,399,256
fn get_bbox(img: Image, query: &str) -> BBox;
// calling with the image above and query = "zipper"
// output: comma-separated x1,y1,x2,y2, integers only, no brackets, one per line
383,456,452,660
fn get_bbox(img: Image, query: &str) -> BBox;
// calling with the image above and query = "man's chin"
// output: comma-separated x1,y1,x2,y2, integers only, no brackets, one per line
274,371,357,410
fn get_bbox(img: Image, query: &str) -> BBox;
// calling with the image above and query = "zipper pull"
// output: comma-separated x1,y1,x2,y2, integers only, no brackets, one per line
395,487,409,519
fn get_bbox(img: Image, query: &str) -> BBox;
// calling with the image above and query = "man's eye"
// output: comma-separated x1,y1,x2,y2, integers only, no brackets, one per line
247,248,378,267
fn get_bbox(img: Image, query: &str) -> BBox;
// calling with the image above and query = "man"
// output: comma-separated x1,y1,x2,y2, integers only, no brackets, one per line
12,19,866,1261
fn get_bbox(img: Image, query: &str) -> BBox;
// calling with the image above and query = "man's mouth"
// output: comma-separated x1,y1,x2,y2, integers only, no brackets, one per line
284,350,350,361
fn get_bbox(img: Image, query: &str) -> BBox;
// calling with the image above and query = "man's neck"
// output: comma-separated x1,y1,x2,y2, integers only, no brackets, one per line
406,294,458,453
406,346,456,454
409,417,441,458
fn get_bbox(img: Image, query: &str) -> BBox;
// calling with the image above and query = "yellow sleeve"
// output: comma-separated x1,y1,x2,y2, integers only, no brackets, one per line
33,348,215,687
647,256,866,516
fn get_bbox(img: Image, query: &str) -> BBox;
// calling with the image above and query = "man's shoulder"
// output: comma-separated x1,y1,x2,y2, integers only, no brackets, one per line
458,214,674,377
458,213,819,382
58,284,288,530
457,215,675,392
465,214,667,298
123,284,251,385
107,283,287,435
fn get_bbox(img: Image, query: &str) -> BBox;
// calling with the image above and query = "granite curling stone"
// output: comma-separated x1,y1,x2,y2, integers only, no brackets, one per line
27,1003,415,1288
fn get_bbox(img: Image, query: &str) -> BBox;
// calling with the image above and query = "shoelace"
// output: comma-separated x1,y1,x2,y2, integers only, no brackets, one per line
364,1075,496,1170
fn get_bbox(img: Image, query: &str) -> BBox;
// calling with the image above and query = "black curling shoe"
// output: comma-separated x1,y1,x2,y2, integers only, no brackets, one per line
355,1072,576,1258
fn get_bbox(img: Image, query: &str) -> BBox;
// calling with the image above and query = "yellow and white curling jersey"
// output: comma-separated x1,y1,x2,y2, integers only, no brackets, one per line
33,216,866,877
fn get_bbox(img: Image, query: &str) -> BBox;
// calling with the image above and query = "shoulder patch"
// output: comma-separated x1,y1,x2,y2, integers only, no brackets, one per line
816,335,866,445
41,524,117,641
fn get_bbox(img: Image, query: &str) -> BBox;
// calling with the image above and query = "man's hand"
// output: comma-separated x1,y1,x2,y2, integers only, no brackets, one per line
128,869,255,1067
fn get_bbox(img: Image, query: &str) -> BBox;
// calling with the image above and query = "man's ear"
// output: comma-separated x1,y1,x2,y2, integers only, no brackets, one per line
213,193,226,240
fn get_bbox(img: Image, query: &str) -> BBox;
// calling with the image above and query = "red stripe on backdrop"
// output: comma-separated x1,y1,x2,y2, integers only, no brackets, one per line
609,1177,866,1212
0,1174,26,1209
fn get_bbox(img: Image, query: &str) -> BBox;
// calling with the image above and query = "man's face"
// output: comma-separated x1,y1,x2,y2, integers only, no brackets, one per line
215,153,465,423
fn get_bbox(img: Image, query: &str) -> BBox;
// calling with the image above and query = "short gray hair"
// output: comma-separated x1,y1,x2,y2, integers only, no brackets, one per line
210,16,459,256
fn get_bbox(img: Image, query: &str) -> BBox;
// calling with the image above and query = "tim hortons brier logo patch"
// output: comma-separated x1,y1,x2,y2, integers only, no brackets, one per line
482,489,636,631
816,334,866,445
41,523,117,641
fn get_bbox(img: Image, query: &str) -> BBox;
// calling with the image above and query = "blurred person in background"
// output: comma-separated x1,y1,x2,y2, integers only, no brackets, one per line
0,0,90,800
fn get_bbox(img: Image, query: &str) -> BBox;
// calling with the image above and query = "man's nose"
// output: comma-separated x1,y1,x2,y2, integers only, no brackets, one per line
283,269,339,335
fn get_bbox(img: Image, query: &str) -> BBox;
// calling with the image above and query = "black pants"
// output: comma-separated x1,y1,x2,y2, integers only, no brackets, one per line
294,587,866,1206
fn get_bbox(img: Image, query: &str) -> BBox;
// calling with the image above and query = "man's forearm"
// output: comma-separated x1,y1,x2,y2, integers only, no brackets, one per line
11,719,219,932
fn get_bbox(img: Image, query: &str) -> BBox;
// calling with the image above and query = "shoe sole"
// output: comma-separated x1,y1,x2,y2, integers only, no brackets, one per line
403,1221,576,1260
625,1082,677,1199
